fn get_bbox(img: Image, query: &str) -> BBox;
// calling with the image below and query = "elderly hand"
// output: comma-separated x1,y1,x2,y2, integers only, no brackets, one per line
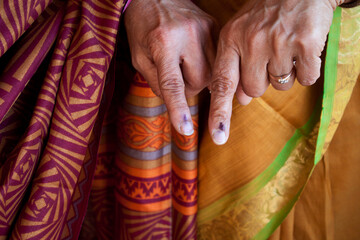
208,0,343,145
124,0,216,136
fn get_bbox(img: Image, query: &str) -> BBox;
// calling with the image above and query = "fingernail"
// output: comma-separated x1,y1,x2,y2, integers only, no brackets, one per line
179,115,194,136
212,122,226,145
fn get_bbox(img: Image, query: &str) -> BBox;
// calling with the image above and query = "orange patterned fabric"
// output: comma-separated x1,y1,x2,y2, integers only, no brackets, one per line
79,73,199,239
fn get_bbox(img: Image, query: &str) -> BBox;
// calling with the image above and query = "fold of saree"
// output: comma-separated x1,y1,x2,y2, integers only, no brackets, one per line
269,77,360,240
0,0,129,238
0,0,359,240
80,72,199,239
194,2,360,239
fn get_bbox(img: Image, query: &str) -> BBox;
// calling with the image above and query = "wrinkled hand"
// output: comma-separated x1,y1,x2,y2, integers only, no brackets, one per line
125,0,216,136
209,0,343,145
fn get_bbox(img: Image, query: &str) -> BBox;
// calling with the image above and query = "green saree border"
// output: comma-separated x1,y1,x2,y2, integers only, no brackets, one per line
253,189,302,240
253,7,342,239
197,99,322,224
314,7,342,165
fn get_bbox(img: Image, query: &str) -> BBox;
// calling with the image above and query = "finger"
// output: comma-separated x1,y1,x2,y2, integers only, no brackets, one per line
131,52,162,97
203,31,217,69
181,29,217,97
202,32,218,93
209,45,239,145
295,54,321,86
267,56,296,91
182,47,212,97
240,54,269,98
155,55,194,136
235,83,252,105
294,17,327,86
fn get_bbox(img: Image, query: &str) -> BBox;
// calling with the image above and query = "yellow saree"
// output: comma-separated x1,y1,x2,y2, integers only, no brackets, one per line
195,2,360,239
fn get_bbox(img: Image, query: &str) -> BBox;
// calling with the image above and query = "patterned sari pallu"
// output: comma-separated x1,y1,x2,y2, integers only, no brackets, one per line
0,0,128,239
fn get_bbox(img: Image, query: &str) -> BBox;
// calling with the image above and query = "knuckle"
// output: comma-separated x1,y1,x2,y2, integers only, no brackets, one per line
183,18,199,35
246,32,264,54
131,55,143,71
296,31,324,57
229,16,245,32
219,26,234,45
159,75,185,93
210,76,236,98
200,15,216,31
148,26,171,43
147,27,172,57
219,15,246,47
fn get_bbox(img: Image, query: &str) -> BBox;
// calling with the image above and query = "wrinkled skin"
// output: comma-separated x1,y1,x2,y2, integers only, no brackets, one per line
124,0,217,136
208,0,346,145
124,0,348,144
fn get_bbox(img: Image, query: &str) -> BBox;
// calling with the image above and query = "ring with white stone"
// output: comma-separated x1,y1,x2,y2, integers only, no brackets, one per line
268,67,295,84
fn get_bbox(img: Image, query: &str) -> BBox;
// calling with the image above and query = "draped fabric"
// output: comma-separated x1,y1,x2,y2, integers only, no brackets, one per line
269,77,360,240
1,1,198,238
0,0,359,240
79,72,199,239
113,74,198,239
0,0,128,238
194,2,360,239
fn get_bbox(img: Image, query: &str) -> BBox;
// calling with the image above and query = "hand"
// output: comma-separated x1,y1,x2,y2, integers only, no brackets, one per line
124,0,216,136
208,0,342,145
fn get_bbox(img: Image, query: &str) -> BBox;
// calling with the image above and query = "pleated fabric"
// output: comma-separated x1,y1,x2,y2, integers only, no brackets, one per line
0,0,127,238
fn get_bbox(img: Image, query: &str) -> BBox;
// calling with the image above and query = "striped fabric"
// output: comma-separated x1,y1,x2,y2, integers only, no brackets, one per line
0,0,127,238
81,73,198,239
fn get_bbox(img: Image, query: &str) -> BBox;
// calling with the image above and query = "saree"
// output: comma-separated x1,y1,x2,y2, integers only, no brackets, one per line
195,2,360,239
0,0,359,239
0,0,129,238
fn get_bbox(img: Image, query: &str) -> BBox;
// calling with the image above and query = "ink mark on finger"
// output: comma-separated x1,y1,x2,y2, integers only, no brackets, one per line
219,122,225,131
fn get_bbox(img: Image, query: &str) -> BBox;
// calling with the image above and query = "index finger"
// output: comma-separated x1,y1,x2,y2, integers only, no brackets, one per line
154,54,194,136
209,43,239,145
